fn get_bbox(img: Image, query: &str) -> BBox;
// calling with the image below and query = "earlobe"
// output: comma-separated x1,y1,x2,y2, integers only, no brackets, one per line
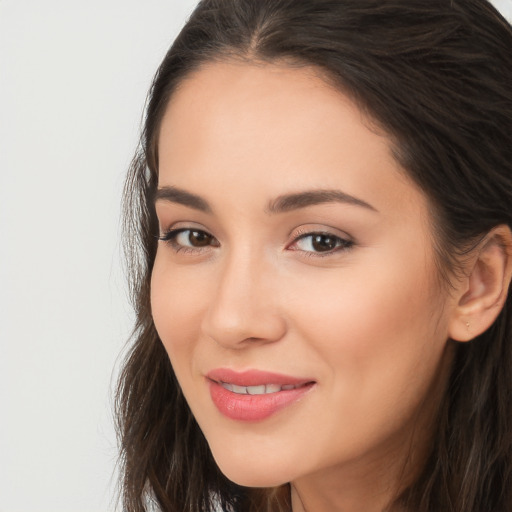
448,225,512,342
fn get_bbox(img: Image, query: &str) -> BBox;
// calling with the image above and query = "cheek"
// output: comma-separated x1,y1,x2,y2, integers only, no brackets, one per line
287,253,438,346
150,255,208,373
283,252,447,422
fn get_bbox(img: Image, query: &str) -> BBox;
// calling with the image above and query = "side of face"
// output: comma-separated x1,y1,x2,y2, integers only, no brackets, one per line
150,61,458,488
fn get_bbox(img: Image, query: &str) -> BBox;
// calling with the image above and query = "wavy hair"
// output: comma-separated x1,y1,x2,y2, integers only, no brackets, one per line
116,1,512,510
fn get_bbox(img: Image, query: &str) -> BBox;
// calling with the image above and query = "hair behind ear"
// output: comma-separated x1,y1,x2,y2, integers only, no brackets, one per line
398,286,512,510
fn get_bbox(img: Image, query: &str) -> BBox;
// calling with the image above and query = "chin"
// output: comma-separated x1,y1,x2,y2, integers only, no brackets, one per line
210,449,292,488
222,470,288,489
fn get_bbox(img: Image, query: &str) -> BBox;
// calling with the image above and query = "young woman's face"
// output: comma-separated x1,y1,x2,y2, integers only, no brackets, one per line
151,61,456,489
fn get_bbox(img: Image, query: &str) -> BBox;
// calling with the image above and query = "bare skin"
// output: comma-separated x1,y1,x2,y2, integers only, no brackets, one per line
150,60,512,512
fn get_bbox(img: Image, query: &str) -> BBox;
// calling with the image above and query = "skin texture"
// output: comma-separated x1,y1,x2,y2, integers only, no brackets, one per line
150,61,468,512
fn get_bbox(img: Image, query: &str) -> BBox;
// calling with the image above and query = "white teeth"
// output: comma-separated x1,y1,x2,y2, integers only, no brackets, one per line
220,382,301,394
231,384,248,394
247,385,266,395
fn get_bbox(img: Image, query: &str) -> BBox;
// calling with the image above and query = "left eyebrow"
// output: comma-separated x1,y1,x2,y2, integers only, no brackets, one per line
266,189,378,214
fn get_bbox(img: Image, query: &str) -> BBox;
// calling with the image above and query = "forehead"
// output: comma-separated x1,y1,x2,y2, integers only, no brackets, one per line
157,60,427,222
159,60,381,162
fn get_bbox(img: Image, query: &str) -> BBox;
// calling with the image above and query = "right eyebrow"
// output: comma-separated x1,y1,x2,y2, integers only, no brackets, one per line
154,186,213,214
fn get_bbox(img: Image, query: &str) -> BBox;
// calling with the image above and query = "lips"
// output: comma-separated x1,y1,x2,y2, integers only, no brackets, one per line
206,368,315,421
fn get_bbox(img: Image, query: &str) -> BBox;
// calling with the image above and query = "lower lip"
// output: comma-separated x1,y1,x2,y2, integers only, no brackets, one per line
208,380,314,422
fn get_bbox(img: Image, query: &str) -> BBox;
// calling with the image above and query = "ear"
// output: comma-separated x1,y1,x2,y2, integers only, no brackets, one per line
449,225,512,342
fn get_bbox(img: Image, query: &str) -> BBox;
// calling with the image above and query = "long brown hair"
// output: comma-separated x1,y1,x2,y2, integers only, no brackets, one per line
116,1,512,510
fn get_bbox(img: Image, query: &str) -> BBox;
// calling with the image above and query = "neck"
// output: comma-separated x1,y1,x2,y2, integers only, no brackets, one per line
290,437,416,512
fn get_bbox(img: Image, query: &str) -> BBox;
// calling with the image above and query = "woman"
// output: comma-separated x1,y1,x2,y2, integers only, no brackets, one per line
116,0,512,510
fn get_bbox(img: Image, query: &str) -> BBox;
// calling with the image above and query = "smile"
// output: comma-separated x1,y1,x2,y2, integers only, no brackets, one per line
219,382,304,395
206,368,315,421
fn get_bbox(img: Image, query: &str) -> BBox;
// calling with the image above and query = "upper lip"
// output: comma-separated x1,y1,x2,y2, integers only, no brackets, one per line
206,368,314,387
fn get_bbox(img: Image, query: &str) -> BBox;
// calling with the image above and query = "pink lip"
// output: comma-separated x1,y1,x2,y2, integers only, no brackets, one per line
206,368,315,422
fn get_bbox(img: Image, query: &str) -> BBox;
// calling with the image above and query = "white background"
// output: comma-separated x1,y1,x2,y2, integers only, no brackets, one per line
1,1,511,511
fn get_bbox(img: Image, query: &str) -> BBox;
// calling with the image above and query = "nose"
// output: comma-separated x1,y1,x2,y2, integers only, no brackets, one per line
200,250,287,349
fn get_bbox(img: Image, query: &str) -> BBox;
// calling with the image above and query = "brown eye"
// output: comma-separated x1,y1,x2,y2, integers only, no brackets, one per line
158,228,218,251
188,230,213,247
311,234,338,252
291,232,354,256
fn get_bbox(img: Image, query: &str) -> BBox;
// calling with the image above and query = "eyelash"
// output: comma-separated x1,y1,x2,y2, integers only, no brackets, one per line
157,227,354,258
290,228,354,258
157,228,219,255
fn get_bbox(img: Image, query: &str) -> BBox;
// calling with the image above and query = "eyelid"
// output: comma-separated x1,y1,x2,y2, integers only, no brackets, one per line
290,225,354,244
158,226,219,254
157,219,214,240
287,226,355,257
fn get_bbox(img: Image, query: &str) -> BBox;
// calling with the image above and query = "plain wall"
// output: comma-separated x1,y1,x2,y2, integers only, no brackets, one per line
0,2,198,511
1,1,510,511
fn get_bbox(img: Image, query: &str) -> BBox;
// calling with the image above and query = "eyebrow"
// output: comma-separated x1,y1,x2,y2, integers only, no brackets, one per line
154,186,212,213
154,186,377,214
266,189,378,214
